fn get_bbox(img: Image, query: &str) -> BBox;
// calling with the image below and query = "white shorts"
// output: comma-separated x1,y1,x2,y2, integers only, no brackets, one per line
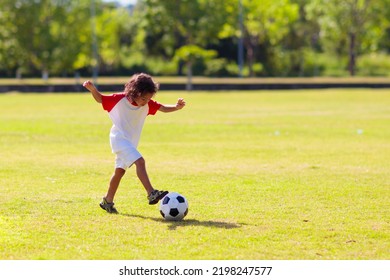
114,146,142,169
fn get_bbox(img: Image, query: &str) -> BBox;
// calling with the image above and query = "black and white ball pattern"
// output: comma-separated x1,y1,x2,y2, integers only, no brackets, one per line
159,192,188,221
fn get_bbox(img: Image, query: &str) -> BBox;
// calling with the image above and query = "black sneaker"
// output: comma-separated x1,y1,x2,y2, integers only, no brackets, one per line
99,197,118,214
148,190,168,205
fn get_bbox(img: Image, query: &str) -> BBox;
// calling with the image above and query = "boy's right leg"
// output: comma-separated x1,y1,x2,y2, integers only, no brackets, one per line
100,168,126,214
134,157,168,205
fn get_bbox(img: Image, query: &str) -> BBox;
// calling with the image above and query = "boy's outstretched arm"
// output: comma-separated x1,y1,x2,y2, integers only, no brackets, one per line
159,98,186,113
83,80,102,103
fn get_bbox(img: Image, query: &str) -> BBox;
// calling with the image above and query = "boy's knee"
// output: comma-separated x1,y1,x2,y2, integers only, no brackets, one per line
135,157,145,166
115,168,126,177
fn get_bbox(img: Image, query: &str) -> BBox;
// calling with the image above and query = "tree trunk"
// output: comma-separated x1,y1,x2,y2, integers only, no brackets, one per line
247,46,254,77
244,34,259,77
186,61,193,91
16,68,22,79
42,68,49,82
348,32,356,76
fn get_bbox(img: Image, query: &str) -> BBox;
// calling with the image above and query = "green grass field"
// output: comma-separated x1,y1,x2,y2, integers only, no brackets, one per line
0,89,389,260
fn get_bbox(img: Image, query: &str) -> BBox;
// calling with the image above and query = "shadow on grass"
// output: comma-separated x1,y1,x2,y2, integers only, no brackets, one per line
121,213,242,230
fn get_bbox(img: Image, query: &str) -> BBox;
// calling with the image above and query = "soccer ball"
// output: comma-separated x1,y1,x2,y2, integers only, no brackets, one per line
159,192,188,221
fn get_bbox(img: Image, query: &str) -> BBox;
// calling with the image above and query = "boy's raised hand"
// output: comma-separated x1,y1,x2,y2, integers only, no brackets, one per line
176,98,186,110
83,80,96,92
83,80,102,103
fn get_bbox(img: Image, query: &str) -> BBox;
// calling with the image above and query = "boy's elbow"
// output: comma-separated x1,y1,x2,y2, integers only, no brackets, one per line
92,92,102,103
94,95,102,103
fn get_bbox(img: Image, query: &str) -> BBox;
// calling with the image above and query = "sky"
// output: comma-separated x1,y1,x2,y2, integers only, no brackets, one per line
103,0,137,6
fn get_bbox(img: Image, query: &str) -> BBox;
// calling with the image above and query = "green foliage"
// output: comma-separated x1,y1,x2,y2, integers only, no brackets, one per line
314,53,349,77
0,0,88,76
174,45,217,63
0,0,390,77
144,57,178,76
305,0,390,75
244,0,299,76
143,0,227,47
204,58,231,77
300,49,326,76
357,53,390,76
174,45,217,80
306,0,389,53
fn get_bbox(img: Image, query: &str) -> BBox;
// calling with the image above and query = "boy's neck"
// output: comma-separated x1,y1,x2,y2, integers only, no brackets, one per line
126,95,138,106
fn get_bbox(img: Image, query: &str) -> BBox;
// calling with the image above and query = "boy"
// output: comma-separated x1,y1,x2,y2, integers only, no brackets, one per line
83,73,186,214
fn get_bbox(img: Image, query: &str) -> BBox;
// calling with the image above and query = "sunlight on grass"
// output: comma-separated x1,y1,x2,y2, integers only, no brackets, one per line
0,89,389,259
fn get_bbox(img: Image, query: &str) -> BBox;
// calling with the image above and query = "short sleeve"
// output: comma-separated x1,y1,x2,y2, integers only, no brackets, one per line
148,99,162,115
102,93,126,112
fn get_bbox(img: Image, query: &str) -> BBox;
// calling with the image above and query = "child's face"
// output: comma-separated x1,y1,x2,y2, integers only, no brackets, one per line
133,92,154,107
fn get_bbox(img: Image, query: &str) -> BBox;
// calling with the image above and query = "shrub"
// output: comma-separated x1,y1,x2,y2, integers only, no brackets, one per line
357,53,390,76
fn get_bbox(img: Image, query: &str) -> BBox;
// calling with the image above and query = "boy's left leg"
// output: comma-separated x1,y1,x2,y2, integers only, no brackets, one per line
100,168,126,214
105,168,126,202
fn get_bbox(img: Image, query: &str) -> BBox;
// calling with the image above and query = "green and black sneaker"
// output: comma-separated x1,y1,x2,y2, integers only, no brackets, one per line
99,197,118,214
148,190,168,205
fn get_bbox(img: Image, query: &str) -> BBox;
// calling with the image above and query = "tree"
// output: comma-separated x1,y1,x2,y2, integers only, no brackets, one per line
0,0,26,77
140,0,227,78
93,2,134,75
306,0,390,76
11,0,68,78
0,0,94,78
0,0,133,78
220,0,299,76
174,45,217,90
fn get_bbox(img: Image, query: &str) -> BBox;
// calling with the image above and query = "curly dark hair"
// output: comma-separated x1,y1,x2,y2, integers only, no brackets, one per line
124,73,160,98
